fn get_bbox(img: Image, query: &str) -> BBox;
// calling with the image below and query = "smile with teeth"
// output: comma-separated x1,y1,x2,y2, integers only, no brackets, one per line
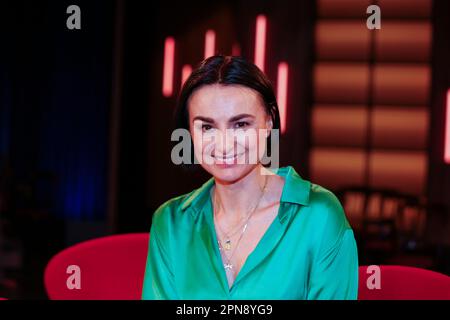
213,153,245,164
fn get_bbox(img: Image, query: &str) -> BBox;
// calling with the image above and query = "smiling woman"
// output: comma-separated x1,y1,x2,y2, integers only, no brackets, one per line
189,85,272,172
142,55,358,300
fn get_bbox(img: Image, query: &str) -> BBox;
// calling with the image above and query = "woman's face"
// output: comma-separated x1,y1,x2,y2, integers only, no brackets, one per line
188,84,273,184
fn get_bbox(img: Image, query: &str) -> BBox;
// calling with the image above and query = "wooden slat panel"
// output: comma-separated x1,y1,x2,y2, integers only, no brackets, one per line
317,0,371,18
319,0,431,19
371,106,429,149
369,150,428,195
314,0,431,201
377,0,432,18
310,147,366,191
375,22,432,62
373,64,430,105
312,104,368,147
314,63,369,104
316,21,370,61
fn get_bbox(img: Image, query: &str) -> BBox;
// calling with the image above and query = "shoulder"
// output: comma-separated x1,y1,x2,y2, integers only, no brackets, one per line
305,182,351,241
150,190,194,234
150,177,214,238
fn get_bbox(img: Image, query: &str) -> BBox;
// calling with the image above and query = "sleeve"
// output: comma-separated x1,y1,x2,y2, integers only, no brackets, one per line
306,193,359,300
141,223,179,300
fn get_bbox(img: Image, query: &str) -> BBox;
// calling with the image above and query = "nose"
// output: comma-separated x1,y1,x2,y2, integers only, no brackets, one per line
214,130,237,158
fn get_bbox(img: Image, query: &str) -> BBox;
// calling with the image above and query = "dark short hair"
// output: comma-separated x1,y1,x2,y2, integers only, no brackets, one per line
172,55,281,169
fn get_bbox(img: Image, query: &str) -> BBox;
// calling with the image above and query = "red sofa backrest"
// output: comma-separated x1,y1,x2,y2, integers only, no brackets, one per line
44,233,149,300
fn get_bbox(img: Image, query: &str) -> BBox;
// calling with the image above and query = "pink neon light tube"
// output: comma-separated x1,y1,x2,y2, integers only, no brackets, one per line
445,89,450,163
254,15,267,72
277,62,289,134
204,30,216,59
162,37,175,97
181,65,192,87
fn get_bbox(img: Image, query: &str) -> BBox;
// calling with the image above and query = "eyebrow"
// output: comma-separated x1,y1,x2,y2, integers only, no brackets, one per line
192,113,255,123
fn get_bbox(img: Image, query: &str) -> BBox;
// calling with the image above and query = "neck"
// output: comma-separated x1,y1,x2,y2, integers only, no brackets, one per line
213,164,270,219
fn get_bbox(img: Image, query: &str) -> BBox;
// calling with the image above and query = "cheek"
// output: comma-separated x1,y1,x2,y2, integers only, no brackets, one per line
190,130,200,148
191,132,202,154
190,129,202,157
235,132,254,153
191,129,215,159
234,129,267,153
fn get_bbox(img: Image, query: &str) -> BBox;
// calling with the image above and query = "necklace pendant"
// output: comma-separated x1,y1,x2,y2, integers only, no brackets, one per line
224,263,233,270
224,239,231,250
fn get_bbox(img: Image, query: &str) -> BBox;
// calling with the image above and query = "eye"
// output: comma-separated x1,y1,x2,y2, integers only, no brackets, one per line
202,124,213,132
234,121,249,129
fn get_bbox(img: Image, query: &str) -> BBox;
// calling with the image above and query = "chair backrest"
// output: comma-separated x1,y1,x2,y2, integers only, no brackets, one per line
337,187,403,231
358,265,450,300
44,233,149,300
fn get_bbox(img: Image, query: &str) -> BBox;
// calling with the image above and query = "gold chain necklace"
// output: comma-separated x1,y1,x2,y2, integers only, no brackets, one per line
213,174,268,271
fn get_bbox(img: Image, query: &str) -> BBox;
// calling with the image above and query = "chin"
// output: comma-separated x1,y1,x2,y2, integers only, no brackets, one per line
202,163,257,184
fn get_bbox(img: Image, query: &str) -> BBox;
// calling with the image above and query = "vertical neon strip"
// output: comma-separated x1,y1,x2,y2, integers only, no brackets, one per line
277,62,289,134
445,89,450,163
162,37,175,97
232,43,241,56
254,15,267,72
181,65,192,87
204,30,216,59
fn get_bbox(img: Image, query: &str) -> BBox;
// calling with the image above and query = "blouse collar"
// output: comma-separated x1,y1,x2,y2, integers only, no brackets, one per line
180,165,311,217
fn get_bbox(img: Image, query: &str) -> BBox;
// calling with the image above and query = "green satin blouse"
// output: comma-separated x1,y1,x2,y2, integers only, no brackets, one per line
142,166,359,300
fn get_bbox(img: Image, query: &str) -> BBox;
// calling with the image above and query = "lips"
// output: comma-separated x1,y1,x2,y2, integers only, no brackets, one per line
213,153,245,165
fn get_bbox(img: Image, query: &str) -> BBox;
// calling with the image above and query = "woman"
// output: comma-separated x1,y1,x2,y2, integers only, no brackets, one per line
142,55,358,300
